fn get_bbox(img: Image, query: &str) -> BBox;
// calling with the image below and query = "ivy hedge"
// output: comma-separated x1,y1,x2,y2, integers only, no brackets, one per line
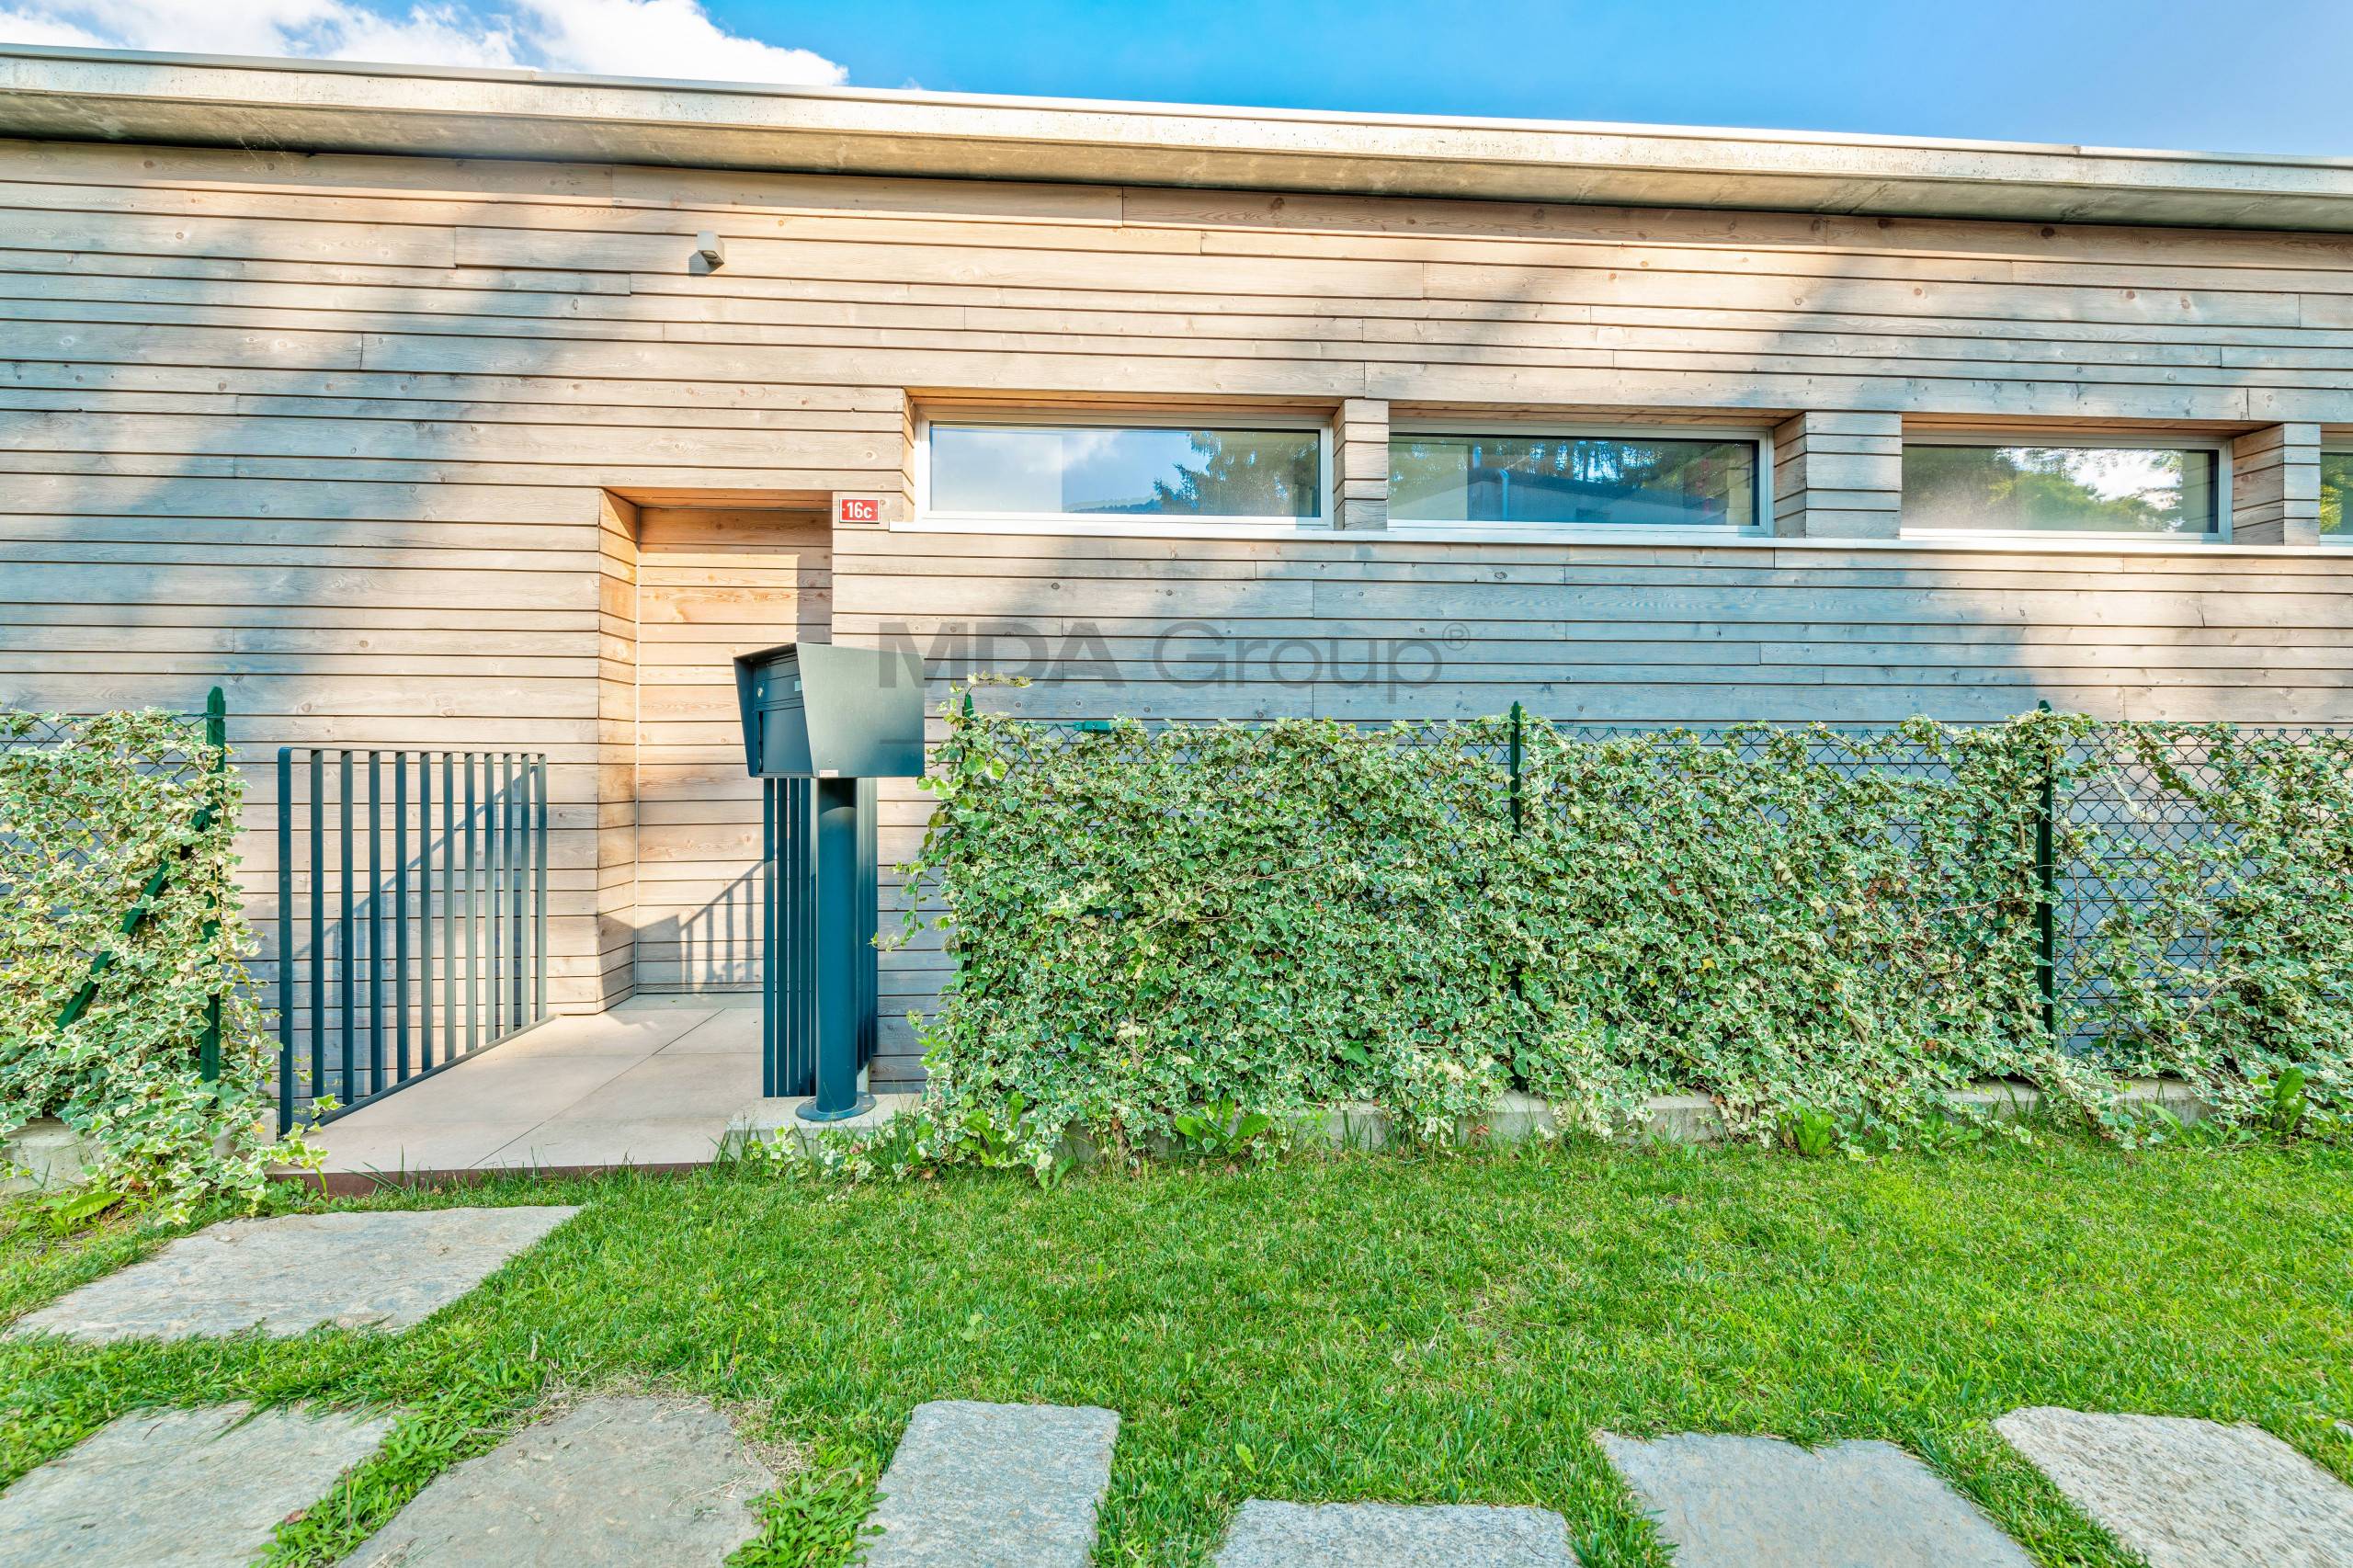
1,709,302,1211
900,703,2351,1163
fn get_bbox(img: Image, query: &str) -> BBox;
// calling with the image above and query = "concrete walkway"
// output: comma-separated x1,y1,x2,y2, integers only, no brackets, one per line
301,995,921,1182
306,997,764,1179
11,1381,2353,1563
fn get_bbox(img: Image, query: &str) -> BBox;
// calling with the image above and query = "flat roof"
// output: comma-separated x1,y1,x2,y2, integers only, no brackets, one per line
6,43,2353,232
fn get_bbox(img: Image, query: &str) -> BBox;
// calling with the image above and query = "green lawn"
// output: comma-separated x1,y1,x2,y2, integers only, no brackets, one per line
3,1136,2350,1566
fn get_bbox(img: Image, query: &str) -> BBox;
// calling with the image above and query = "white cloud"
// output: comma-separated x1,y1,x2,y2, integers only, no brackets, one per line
517,0,843,84
0,0,844,84
0,6,108,45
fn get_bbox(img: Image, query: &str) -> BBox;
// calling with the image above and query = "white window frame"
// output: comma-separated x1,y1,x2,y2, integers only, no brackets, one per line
905,407,1335,538
1897,431,2234,544
1381,420,1775,543
2321,445,2353,545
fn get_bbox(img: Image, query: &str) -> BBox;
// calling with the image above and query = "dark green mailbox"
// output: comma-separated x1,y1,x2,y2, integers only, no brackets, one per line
735,643,925,778
733,643,925,1122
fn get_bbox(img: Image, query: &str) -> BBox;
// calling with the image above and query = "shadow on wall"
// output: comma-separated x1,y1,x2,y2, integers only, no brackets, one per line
9,138,2330,1085
643,862,760,992
0,148,723,1028
883,187,2331,730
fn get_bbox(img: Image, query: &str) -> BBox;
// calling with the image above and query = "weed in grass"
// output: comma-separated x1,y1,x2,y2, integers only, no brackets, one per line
729,1443,883,1568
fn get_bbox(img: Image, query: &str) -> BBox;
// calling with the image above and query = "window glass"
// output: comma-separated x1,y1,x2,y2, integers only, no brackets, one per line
2322,452,2352,539
1902,445,2219,535
929,424,1322,518
1389,434,1757,527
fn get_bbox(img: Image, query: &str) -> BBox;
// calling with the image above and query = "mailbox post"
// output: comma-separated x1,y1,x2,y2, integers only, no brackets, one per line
734,643,924,1121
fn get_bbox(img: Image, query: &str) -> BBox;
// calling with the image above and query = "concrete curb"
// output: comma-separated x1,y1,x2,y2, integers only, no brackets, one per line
733,1078,2212,1160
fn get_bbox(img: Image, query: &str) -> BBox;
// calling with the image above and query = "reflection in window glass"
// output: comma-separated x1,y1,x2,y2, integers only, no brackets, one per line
2323,452,2352,539
1388,434,1757,528
929,424,1322,518
1902,445,2218,535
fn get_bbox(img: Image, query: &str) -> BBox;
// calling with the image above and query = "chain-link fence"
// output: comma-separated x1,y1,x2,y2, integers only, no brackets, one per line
952,707,2353,1063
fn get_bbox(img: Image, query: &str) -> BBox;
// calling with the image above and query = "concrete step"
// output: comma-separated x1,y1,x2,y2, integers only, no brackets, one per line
0,1403,392,1568
862,1400,1120,1568
1213,1500,1575,1566
347,1395,773,1567
7,1206,579,1344
1997,1407,2353,1568
1597,1431,2033,1567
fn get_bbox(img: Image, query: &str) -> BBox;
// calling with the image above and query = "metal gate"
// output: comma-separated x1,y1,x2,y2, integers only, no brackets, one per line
276,747,549,1131
761,775,877,1099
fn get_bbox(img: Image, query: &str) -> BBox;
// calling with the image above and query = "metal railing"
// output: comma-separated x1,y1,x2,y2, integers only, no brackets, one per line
276,748,548,1131
761,774,879,1099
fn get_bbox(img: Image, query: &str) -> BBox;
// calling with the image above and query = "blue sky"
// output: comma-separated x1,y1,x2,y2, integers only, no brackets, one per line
6,0,2352,156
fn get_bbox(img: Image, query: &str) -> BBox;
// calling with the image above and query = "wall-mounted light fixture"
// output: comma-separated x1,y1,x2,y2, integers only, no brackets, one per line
691,231,727,274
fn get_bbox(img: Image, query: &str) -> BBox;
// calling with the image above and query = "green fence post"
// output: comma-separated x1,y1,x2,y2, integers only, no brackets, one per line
1508,699,1524,834
199,686,224,1083
2035,699,2059,1043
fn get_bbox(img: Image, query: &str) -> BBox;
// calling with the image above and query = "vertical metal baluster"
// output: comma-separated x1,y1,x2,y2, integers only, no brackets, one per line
419,752,434,1072
506,753,523,1028
493,753,508,1036
310,750,324,1116
368,749,383,1099
442,752,457,1066
488,752,503,1037
498,753,513,1036
395,751,409,1086
794,778,813,1096
790,777,800,1092
277,747,293,1136
339,751,355,1109
465,753,480,1056
803,778,816,1096
533,756,548,1023
763,777,777,1098
483,752,498,1040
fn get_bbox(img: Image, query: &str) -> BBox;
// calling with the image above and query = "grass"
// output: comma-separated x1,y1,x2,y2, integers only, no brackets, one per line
3,1134,2350,1565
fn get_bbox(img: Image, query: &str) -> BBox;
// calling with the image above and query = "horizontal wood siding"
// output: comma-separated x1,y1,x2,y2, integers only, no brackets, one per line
2,134,2351,1078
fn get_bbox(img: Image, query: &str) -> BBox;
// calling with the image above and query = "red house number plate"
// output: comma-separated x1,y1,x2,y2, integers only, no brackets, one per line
836,497,881,523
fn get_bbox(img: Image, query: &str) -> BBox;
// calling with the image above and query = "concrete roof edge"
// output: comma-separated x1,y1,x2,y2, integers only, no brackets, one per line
6,42,2353,230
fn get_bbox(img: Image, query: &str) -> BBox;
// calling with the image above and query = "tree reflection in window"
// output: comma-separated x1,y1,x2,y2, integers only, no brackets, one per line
1149,430,1322,517
1903,445,2217,535
1389,435,1756,526
928,424,1321,519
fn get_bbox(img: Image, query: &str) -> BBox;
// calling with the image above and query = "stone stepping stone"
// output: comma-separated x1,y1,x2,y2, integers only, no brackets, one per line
1597,1431,2033,1567
863,1400,1120,1567
1213,1500,1575,1566
8,1206,577,1344
346,1394,772,1566
0,1402,392,1568
1998,1406,2353,1568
